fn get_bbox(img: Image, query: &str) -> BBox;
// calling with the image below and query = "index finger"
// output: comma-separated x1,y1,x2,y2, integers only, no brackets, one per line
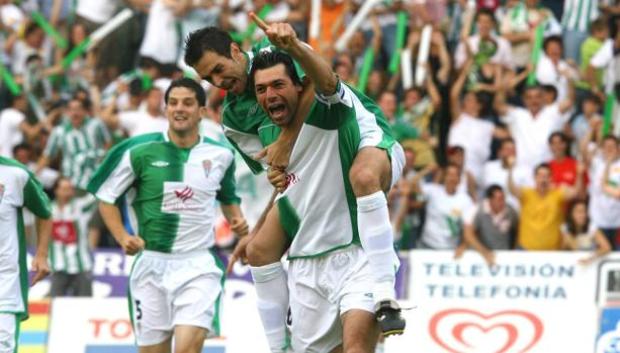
249,11,269,31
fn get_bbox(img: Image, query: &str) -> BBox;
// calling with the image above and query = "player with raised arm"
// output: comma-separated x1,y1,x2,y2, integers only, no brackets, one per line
87,78,248,353
0,156,51,353
184,18,406,352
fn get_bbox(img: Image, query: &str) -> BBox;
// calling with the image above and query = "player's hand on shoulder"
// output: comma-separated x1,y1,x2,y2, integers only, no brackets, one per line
120,234,145,255
255,141,292,171
250,12,298,52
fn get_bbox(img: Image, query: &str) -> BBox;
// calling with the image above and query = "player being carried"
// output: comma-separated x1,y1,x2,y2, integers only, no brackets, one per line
184,15,406,353
87,78,249,353
0,155,51,353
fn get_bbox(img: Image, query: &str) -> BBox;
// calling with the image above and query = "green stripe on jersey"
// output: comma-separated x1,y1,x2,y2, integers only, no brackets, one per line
17,209,28,320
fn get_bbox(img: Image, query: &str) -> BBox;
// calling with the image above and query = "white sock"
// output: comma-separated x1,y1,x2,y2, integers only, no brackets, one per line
357,191,399,304
250,262,289,353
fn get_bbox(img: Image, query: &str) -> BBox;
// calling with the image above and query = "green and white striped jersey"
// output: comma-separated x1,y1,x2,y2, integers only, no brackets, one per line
44,117,111,191
0,157,51,318
275,81,395,258
222,38,305,174
87,132,240,254
562,0,600,32
49,195,96,274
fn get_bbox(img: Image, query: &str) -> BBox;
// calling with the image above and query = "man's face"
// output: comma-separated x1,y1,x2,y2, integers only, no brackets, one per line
379,93,397,119
489,190,506,214
146,88,163,113
66,100,86,126
477,14,494,37
549,135,567,158
545,41,562,62
499,141,516,160
194,45,247,95
254,64,302,127
535,167,551,190
523,88,543,114
165,87,203,135
13,148,30,164
444,166,461,190
602,139,619,160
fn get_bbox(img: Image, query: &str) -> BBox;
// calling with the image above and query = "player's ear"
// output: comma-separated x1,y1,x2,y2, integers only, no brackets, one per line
230,43,241,60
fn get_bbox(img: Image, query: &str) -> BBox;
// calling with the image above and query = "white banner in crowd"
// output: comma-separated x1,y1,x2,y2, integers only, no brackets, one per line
386,250,620,353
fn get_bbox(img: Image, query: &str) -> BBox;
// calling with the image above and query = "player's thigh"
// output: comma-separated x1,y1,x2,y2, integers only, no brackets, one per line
246,205,288,266
0,314,18,353
350,147,392,194
130,255,172,346
341,309,379,353
137,336,172,353
173,325,207,353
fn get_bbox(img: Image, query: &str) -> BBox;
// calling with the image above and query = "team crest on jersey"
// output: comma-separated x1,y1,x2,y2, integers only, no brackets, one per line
202,160,212,178
0,183,4,203
151,160,169,168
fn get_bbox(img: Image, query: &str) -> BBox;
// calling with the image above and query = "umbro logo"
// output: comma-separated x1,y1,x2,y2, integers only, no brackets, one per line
151,161,169,167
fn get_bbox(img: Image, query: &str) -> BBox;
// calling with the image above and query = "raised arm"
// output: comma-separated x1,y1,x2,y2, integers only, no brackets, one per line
450,58,473,120
251,13,338,95
507,158,522,200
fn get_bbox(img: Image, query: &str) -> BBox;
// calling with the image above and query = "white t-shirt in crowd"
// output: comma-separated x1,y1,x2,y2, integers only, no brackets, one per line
501,103,567,169
118,110,168,137
589,155,620,228
76,0,120,24
482,159,534,211
448,113,495,182
420,183,474,249
535,54,576,103
0,108,25,158
455,34,514,69
139,0,179,64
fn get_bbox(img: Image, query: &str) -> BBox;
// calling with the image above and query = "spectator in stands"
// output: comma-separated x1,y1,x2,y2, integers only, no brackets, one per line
577,18,608,96
101,86,167,137
561,0,602,64
548,131,580,188
455,9,513,70
585,135,620,249
570,94,603,155
458,185,519,266
435,146,478,201
495,84,574,169
562,200,612,265
49,177,96,297
0,93,36,157
413,163,475,250
508,160,583,250
36,97,111,192
482,137,533,210
536,36,577,103
12,143,58,190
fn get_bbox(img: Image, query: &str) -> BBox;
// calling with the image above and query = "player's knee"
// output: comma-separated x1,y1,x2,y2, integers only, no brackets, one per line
349,166,382,196
246,238,280,267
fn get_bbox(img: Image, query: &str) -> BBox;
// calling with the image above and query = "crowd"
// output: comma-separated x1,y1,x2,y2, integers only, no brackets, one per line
1,0,620,296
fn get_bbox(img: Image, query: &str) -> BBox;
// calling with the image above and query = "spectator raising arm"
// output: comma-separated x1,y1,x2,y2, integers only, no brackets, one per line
507,157,522,200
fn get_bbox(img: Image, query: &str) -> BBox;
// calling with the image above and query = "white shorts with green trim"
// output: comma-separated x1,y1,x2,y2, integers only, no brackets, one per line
287,245,375,353
128,250,224,346
0,313,18,353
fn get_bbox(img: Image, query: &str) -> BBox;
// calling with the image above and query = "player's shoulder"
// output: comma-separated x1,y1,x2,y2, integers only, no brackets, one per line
200,135,235,154
0,156,34,185
111,132,166,155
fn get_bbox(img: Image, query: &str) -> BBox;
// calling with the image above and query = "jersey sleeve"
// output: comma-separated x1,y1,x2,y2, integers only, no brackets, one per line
223,127,266,175
307,80,357,129
23,174,52,219
216,156,241,205
87,146,136,204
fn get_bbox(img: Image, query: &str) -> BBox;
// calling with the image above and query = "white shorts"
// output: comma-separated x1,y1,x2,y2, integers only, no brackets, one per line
287,246,375,353
0,314,18,353
128,250,224,346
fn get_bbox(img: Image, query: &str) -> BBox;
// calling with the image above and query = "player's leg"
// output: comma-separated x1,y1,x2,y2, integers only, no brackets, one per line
0,313,19,353
349,144,406,334
129,254,173,352
172,326,207,353
246,206,290,353
137,337,172,353
341,310,380,353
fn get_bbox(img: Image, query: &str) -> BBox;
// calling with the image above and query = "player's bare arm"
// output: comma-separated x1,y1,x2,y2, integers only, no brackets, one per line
98,201,145,255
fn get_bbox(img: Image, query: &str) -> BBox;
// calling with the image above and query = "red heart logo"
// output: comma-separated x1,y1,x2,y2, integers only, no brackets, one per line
429,309,544,353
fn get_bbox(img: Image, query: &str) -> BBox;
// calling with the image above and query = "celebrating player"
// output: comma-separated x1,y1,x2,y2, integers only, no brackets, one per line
0,156,52,353
184,18,406,352
87,78,248,353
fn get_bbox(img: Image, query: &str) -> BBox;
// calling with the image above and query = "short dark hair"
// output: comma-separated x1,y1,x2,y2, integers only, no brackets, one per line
485,184,504,199
590,18,608,34
548,131,569,145
602,134,620,145
499,137,515,148
543,35,563,52
541,84,558,101
164,78,206,106
12,142,31,157
184,27,235,67
249,51,302,90
535,162,551,174
583,93,602,106
476,8,496,24
138,56,162,71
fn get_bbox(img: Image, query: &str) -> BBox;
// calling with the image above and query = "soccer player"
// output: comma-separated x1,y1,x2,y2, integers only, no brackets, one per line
87,78,248,353
246,21,401,352
0,156,52,353
184,20,406,351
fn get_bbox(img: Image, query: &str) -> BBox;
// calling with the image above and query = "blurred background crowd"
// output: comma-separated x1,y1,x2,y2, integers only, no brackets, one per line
1,0,620,296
